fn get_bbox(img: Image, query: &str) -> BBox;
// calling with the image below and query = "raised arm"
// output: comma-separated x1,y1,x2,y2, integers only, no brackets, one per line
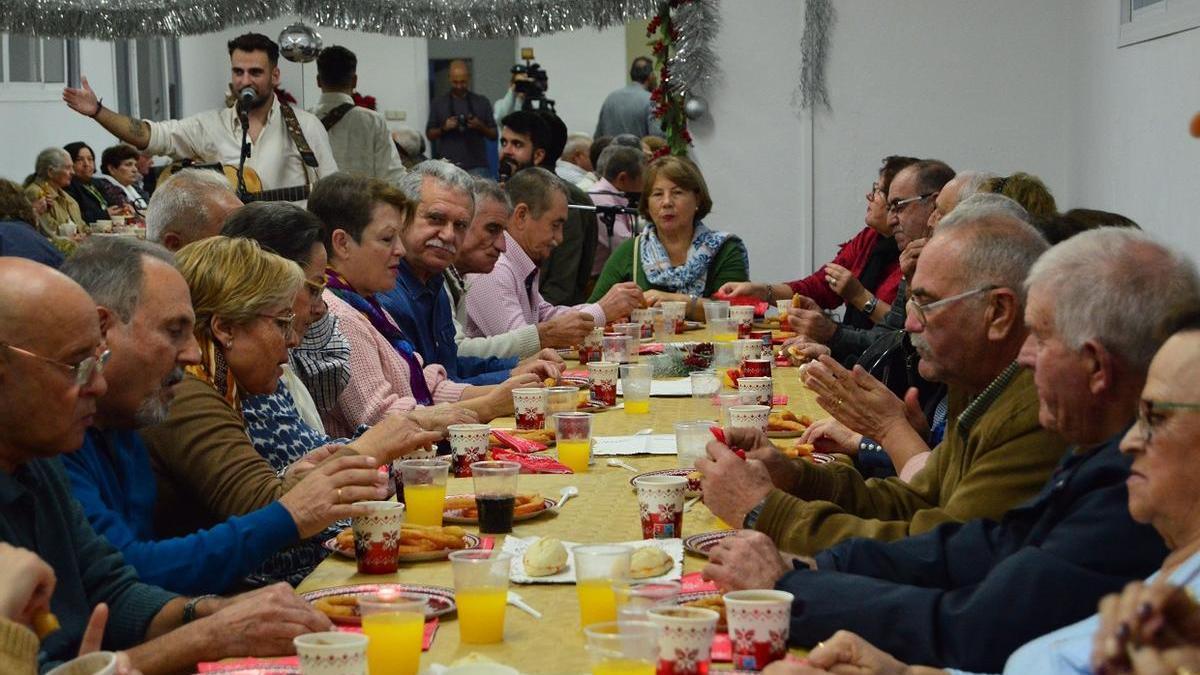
63,77,151,149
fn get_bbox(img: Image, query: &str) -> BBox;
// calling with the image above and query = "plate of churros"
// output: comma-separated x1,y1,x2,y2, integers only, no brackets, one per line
765,409,813,439
302,583,456,625
442,493,554,524
324,524,482,562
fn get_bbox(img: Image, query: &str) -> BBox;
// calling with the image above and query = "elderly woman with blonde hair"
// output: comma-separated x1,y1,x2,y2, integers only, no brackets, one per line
141,236,439,584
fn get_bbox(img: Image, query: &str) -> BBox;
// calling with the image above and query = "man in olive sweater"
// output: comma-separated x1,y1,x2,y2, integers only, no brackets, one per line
698,199,1066,555
0,258,331,672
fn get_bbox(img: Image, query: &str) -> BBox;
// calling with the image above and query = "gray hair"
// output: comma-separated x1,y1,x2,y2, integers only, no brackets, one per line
471,177,512,215
954,171,998,201
146,168,236,245
934,194,1047,303
35,147,71,179
505,166,568,219
60,236,175,322
597,144,645,182
399,160,475,212
564,133,592,160
393,126,423,156
1026,227,1200,373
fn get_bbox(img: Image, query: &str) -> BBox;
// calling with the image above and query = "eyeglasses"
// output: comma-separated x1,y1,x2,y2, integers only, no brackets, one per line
887,191,938,214
866,182,883,202
1135,399,1200,445
258,311,297,339
0,342,110,387
906,285,998,329
304,278,327,299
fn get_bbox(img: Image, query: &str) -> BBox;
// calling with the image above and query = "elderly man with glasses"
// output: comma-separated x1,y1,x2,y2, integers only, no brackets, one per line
0,256,342,673
696,198,1068,559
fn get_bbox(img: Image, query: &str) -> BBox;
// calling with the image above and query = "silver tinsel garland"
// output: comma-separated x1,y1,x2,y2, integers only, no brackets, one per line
0,0,659,40
666,0,720,99
795,0,834,111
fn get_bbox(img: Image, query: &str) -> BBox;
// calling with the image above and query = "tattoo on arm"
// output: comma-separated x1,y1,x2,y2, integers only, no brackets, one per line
127,116,148,143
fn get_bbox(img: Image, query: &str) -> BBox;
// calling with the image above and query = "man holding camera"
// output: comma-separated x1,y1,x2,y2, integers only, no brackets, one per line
427,60,498,178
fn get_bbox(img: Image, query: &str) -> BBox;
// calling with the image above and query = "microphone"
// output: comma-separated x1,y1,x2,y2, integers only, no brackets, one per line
236,86,256,110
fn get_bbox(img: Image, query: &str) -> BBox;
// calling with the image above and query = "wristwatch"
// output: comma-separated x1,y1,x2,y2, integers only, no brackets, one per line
861,295,879,314
742,496,769,530
183,594,218,624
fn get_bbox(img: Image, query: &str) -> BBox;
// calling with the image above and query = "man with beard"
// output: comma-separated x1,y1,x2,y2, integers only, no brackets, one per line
63,33,337,196
59,237,384,595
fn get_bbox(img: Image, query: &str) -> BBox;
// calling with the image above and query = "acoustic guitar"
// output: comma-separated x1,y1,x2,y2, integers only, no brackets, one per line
157,161,310,202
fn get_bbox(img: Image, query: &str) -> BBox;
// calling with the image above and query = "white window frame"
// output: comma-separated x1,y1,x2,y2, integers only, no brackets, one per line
114,37,180,121
0,33,74,102
1119,0,1200,47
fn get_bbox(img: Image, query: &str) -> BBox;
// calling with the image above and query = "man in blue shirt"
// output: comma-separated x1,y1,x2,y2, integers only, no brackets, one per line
379,160,562,385
0,255,332,672
59,237,387,597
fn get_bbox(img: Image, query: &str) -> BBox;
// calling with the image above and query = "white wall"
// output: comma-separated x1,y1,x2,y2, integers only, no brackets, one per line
0,39,121,186
1067,0,1200,261
517,27,628,136
178,19,428,135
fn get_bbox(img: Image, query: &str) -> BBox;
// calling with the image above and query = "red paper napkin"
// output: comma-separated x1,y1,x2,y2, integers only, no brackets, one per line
196,621,440,671
491,449,574,474
638,342,665,355
489,429,547,454
711,291,769,317
772,394,789,406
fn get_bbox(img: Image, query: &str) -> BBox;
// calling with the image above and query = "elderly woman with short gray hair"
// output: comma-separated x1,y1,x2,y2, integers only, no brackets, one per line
23,147,84,241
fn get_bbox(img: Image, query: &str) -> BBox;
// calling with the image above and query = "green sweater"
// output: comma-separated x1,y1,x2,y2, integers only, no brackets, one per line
755,365,1068,556
588,233,749,302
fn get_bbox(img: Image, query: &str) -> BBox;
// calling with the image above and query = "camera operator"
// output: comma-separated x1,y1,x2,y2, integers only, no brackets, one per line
427,60,497,177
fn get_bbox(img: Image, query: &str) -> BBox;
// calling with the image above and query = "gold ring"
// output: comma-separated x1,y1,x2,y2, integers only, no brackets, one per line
336,487,343,503
815,641,825,651
835,398,844,408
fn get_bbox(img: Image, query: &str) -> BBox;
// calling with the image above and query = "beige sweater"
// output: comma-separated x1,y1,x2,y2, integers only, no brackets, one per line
0,619,37,675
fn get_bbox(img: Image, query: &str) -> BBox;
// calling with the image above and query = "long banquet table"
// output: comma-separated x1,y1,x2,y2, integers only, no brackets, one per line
296,357,828,674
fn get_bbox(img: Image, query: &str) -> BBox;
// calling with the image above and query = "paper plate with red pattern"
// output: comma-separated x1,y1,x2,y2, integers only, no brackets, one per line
302,583,456,625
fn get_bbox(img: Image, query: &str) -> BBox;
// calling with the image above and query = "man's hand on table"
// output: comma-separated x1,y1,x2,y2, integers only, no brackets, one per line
735,427,804,494
193,583,332,659
702,530,789,591
694,431,774,527
510,357,562,382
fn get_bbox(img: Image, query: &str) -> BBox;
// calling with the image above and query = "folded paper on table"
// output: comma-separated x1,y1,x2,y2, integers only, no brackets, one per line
502,536,683,584
616,378,693,397
592,434,677,456
196,621,440,671
490,429,547,454
679,571,719,594
638,342,665,355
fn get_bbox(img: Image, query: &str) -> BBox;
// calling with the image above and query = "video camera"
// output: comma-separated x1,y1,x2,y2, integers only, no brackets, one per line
511,48,554,112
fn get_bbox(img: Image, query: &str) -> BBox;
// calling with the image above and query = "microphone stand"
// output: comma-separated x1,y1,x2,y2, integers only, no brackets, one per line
235,105,252,200
568,202,642,239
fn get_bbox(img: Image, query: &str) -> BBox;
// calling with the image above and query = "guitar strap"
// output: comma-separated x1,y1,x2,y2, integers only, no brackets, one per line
321,103,356,131
278,102,320,187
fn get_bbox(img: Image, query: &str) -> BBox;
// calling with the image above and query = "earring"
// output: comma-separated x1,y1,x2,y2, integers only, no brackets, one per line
225,338,233,350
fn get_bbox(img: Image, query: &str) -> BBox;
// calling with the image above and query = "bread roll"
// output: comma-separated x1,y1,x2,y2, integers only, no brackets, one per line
630,546,673,579
524,537,568,577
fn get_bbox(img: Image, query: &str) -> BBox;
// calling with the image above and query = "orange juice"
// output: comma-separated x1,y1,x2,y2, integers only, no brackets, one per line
558,439,592,473
713,331,737,343
624,400,650,415
404,483,446,527
362,610,424,675
456,587,507,643
577,578,619,627
593,659,655,675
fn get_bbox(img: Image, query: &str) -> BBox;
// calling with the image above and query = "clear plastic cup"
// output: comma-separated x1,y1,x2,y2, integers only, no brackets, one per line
675,420,717,469
471,461,521,534
547,385,580,416
396,458,450,527
359,591,428,675
449,550,512,644
584,620,660,675
615,580,682,623
702,300,730,323
575,544,634,628
554,412,594,473
620,363,653,415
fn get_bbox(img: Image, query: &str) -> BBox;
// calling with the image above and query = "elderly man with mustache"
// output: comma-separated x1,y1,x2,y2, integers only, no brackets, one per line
378,160,562,385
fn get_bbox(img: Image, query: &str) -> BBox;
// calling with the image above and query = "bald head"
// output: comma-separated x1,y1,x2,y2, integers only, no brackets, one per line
449,60,471,97
0,258,107,469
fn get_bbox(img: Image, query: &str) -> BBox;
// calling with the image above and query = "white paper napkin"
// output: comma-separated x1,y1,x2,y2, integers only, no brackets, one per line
503,536,684,585
592,434,677,456
616,378,694,397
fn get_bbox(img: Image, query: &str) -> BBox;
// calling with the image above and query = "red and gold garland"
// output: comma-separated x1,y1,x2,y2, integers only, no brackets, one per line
647,0,694,158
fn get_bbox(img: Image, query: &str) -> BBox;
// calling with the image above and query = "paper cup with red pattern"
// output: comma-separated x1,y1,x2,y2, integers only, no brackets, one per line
662,301,688,334
448,423,492,477
351,501,405,575
727,404,770,432
646,606,720,675
512,387,548,431
633,474,687,539
737,377,774,407
294,631,368,675
734,338,764,364
724,590,794,670
588,360,619,406
602,333,632,365
742,357,773,378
